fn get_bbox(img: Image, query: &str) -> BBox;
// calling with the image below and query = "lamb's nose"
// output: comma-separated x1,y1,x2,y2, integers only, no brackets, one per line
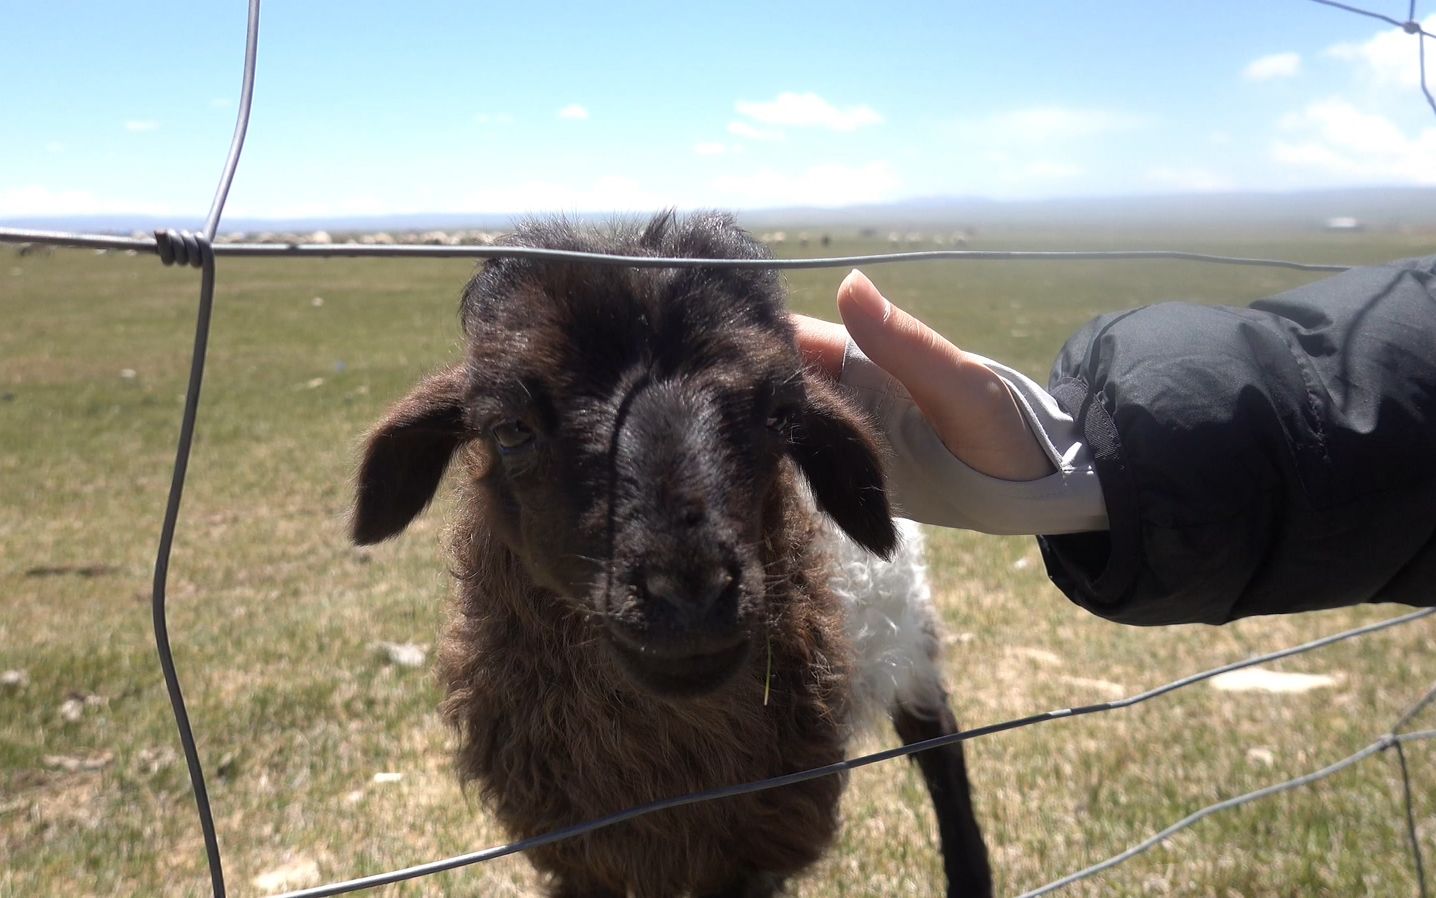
641,565,737,622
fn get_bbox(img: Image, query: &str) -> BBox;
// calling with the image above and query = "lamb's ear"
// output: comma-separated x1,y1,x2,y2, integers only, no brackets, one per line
352,365,471,545
788,373,898,559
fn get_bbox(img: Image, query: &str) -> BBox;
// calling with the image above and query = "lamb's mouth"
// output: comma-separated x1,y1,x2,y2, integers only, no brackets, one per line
606,635,751,697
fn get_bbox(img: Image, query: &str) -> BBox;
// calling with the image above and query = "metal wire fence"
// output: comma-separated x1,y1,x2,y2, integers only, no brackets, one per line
4,1,1436,896
1310,0,1436,114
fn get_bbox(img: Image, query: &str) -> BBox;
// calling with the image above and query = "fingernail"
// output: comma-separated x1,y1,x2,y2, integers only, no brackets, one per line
843,269,891,323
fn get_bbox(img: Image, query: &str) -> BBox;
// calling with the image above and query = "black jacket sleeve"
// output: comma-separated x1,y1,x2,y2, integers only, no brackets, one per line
1038,255,1436,625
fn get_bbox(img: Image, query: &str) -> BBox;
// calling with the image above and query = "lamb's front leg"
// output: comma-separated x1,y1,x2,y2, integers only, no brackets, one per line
698,870,783,898
892,694,993,898
547,874,624,898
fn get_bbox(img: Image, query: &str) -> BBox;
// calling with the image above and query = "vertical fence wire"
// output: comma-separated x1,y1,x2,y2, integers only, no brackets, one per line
1307,0,1436,114
148,3,262,897
1395,739,1431,898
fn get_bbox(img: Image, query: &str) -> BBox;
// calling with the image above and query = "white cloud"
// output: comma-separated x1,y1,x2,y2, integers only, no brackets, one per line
1272,98,1436,183
124,120,159,133
0,185,174,217
938,106,1140,196
227,175,672,218
734,92,882,132
222,191,405,219
461,175,669,213
1326,15,1435,88
1023,161,1082,180
1243,52,1301,81
709,161,900,208
953,106,1143,145
692,142,729,156
1145,165,1237,192
557,104,589,121
726,120,784,142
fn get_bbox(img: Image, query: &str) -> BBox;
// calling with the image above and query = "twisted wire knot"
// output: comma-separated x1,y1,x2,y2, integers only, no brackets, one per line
154,229,214,269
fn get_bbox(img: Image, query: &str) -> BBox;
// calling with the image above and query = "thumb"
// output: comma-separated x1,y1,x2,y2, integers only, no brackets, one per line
836,268,994,428
836,269,1053,480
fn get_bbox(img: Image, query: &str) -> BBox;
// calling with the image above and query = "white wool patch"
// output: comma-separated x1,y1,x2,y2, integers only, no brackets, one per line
1209,667,1340,694
822,518,943,731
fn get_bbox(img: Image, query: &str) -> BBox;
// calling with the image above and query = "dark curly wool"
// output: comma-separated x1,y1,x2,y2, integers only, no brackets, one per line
352,212,989,898
441,477,849,898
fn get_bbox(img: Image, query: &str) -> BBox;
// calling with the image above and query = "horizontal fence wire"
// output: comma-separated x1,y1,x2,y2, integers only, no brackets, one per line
262,607,1436,898
1308,0,1436,115
1019,731,1436,897
1018,682,1436,897
1309,0,1433,33
6,1,1435,897
0,226,1358,272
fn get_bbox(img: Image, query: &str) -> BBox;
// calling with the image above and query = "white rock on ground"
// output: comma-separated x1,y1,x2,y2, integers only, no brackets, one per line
1209,666,1340,694
252,857,321,892
1246,747,1277,766
59,692,106,722
1008,646,1063,667
1057,675,1128,699
42,752,113,772
373,641,427,668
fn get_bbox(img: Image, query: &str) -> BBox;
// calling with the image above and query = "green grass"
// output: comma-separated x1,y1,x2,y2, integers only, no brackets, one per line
2,228,1434,898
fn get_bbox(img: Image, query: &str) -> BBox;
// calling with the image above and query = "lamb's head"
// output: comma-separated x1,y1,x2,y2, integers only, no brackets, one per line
352,212,895,697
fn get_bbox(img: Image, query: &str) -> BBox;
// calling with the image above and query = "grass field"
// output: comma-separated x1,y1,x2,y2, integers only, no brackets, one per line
3,226,1435,898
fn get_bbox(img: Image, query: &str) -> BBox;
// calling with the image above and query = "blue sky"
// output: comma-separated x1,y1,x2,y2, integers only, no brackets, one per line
2,1,1433,219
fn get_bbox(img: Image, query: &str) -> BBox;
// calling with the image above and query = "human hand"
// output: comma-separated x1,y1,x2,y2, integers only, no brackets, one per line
792,269,1055,482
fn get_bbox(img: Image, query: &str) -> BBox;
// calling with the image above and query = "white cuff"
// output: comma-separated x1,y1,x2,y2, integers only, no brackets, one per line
839,341,1109,535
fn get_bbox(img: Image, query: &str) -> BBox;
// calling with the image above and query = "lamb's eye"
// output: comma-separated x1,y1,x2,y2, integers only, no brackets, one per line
491,420,534,451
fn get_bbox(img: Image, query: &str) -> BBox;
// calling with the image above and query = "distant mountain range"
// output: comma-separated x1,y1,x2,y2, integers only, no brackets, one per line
5,187,1435,235
741,187,1436,232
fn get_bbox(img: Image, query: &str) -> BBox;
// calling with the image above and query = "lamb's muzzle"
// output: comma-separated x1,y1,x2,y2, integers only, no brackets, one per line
600,375,768,694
